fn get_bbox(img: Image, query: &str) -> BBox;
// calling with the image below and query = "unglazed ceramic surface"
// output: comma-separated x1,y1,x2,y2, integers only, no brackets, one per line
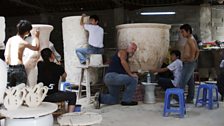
25,83,48,108
4,84,26,110
0,59,7,104
0,17,5,49
3,83,48,110
89,54,103,66
23,24,53,87
62,16,99,84
1,102,57,118
116,23,171,71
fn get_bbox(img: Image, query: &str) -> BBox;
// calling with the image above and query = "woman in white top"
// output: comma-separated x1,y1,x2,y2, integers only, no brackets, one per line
149,50,183,90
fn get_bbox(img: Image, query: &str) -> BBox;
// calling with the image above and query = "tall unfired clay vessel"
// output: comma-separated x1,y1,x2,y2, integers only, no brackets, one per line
23,25,53,87
62,16,98,84
0,59,7,104
116,23,171,71
0,17,5,49
0,17,6,104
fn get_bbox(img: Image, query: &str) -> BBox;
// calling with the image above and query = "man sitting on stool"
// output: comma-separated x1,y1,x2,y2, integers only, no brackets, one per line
37,48,77,112
149,50,183,91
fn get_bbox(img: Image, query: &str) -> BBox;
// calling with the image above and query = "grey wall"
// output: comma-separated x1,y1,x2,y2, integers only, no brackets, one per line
127,6,201,43
211,5,224,40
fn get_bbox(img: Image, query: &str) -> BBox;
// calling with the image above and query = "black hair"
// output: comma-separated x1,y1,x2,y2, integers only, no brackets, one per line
16,20,32,35
41,48,52,63
180,24,192,34
170,50,181,59
90,15,99,22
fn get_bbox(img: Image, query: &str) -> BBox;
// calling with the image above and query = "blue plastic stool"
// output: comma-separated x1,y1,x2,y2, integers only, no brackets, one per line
195,84,219,109
163,88,186,118
61,82,72,91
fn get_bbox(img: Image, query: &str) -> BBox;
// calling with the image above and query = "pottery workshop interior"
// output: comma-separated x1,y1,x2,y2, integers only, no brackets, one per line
0,0,224,126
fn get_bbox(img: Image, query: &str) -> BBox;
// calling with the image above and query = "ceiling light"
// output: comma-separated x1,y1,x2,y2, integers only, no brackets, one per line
140,12,176,15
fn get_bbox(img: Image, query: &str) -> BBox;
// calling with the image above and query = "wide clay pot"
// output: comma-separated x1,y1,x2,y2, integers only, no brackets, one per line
116,23,171,72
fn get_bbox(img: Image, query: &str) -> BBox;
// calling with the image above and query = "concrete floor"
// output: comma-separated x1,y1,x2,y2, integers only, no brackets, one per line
54,98,224,126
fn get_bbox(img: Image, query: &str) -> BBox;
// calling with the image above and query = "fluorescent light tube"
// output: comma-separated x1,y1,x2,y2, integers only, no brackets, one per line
140,12,176,15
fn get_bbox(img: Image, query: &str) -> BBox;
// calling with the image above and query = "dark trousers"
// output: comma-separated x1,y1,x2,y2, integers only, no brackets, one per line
158,77,175,91
7,64,27,87
44,91,77,105
217,69,224,99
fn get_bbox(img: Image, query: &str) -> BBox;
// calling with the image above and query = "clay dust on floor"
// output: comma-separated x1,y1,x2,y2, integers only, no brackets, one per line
54,97,224,126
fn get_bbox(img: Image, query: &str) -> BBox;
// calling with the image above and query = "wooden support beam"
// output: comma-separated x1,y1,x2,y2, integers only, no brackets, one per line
9,0,43,10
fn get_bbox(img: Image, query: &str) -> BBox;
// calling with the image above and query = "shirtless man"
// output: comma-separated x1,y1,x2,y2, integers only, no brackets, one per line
4,20,40,87
179,24,199,103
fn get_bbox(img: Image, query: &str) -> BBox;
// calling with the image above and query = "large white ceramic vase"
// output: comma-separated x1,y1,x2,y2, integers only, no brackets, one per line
0,17,5,49
116,23,171,71
0,17,7,104
0,59,7,104
23,24,53,87
62,16,98,84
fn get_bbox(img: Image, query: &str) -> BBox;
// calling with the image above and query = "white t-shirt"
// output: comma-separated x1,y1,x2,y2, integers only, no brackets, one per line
167,59,183,87
84,24,104,48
